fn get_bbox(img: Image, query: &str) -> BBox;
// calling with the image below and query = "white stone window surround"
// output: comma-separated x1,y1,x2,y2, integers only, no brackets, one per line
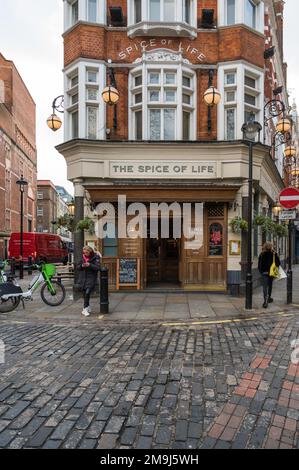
217,62,264,141
64,60,106,141
129,49,197,141
127,0,197,38
218,0,264,34
63,0,106,32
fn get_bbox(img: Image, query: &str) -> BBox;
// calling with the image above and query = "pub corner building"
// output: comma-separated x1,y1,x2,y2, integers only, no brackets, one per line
56,0,295,295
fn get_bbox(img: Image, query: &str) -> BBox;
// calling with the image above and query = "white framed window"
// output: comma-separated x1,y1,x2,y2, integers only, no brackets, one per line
128,0,197,38
129,50,196,141
218,0,264,33
218,62,264,141
64,61,106,141
64,0,106,31
37,192,44,200
37,208,44,217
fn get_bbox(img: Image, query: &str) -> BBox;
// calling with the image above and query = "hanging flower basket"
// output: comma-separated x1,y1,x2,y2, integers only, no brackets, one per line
229,217,248,234
76,217,95,235
273,223,288,238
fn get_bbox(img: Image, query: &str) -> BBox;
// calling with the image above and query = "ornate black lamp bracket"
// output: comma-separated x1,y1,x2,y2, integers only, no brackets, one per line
52,95,65,114
264,99,285,128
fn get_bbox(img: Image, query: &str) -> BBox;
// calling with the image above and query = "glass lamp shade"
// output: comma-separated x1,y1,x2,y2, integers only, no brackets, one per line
242,119,262,141
290,168,299,176
102,86,120,105
284,145,296,158
276,118,291,134
47,113,62,132
272,203,282,217
68,201,75,216
203,87,221,106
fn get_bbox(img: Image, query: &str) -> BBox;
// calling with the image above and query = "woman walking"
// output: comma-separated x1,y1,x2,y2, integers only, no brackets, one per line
77,246,101,316
258,242,281,309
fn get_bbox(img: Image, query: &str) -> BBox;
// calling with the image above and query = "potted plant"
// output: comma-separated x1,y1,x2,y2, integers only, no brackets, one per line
229,217,248,234
273,223,288,237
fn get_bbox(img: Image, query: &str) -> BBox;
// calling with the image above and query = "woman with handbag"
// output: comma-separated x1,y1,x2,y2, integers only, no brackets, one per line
258,242,281,309
76,246,101,316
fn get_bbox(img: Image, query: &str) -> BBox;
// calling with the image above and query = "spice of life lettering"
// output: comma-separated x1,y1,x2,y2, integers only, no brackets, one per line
119,39,206,62
110,161,216,178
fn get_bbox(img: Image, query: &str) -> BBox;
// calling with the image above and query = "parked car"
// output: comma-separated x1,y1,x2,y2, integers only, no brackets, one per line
8,233,69,265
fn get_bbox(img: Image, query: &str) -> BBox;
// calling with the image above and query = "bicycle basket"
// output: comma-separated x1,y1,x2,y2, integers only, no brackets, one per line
43,264,56,278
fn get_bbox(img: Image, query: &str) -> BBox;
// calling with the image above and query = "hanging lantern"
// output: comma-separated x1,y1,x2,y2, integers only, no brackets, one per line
102,86,120,106
276,118,291,134
47,113,62,132
203,87,221,106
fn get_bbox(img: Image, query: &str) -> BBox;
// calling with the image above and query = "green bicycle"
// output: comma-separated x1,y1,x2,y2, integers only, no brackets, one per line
0,263,66,313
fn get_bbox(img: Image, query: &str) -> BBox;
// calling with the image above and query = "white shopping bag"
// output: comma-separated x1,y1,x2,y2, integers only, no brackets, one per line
277,266,287,280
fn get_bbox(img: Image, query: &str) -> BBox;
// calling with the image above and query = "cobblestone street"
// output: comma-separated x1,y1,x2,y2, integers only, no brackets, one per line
0,312,298,449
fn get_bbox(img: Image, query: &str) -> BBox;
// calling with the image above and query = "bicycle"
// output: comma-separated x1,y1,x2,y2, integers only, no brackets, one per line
0,260,9,283
0,263,66,313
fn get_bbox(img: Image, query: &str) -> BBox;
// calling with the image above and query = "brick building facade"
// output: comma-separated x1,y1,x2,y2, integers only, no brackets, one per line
0,53,37,259
57,0,293,294
37,181,59,234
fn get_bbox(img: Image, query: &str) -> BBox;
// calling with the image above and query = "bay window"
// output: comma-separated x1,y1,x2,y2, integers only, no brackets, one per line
64,61,105,141
128,0,197,38
218,0,263,33
218,63,263,141
129,53,196,141
64,0,106,31
88,0,97,23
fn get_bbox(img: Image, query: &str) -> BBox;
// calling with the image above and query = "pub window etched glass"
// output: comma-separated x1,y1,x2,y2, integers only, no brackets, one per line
226,108,235,140
209,223,223,256
134,0,142,22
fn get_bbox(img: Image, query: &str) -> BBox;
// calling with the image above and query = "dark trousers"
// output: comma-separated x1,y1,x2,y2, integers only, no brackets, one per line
83,289,91,308
262,274,274,301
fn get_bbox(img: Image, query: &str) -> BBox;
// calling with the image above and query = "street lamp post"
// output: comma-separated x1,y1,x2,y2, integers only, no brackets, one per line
16,175,28,280
242,115,262,310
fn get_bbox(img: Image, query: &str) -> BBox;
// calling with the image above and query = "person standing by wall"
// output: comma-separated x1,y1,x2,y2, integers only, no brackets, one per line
258,242,281,309
76,246,100,316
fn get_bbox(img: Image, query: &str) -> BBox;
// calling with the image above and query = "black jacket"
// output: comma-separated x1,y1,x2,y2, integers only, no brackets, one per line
258,251,280,275
76,253,100,291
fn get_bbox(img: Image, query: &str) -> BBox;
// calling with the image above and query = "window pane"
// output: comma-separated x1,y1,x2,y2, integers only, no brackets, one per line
164,109,175,140
150,0,160,20
87,107,97,139
149,72,160,84
135,93,143,104
72,111,79,138
226,91,235,102
88,0,97,22
183,111,190,140
72,1,78,24
135,75,142,86
183,76,191,88
245,75,256,88
225,73,235,85
149,90,159,101
71,75,78,87
245,0,256,29
165,73,176,84
164,0,175,21
150,109,161,140
87,88,98,100
244,93,256,106
209,223,223,256
135,111,142,140
226,108,235,140
165,90,175,102
135,0,142,22
72,93,79,104
227,0,235,25
87,71,97,83
184,0,191,24
183,93,191,104
245,110,256,123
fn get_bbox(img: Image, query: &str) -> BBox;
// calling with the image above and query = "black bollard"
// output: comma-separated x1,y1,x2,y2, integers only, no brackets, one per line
10,258,15,276
100,267,109,314
28,256,33,276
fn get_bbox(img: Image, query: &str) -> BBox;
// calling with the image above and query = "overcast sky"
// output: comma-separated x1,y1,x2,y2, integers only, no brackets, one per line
0,0,298,196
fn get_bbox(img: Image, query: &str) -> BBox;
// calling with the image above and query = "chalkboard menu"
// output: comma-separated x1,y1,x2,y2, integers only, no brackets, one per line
117,258,140,289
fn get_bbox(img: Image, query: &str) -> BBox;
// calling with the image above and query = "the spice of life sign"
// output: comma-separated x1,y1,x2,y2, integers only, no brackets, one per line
110,161,217,178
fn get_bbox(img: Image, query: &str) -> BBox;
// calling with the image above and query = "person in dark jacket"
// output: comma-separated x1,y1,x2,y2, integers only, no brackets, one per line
77,246,100,316
258,242,280,309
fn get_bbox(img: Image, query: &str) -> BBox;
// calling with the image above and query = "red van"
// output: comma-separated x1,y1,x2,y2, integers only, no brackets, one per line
8,233,69,265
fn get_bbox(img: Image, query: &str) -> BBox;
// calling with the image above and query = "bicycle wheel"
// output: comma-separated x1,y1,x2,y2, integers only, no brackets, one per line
40,281,66,307
0,297,21,313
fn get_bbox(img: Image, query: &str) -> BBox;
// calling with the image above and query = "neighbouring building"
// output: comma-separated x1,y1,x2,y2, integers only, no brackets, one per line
55,186,73,241
56,185,73,204
57,0,296,294
37,180,58,234
0,53,37,259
